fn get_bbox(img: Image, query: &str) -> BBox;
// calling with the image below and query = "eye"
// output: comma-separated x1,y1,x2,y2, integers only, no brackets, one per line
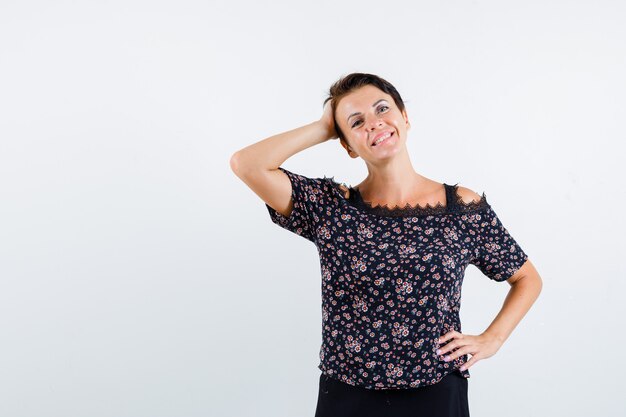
351,105,390,128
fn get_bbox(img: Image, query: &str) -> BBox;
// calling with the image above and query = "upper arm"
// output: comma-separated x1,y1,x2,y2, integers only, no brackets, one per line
232,166,295,218
231,162,323,243
455,185,484,205
505,258,541,287
505,259,529,285
465,190,529,282
338,184,350,199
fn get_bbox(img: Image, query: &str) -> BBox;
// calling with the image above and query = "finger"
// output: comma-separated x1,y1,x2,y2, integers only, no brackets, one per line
438,340,465,356
438,331,458,344
459,355,480,371
437,342,453,355
438,333,467,355
444,345,473,361
441,330,464,343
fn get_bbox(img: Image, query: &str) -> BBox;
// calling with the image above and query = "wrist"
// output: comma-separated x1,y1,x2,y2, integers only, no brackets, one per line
314,119,336,142
482,330,506,344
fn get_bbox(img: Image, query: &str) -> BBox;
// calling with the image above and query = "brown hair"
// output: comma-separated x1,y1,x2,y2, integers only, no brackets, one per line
323,73,406,146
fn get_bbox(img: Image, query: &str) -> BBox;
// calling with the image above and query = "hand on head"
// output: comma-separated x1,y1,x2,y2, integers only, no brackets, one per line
320,100,339,141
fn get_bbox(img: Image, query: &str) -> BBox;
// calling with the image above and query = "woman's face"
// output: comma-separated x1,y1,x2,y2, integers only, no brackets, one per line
335,84,410,160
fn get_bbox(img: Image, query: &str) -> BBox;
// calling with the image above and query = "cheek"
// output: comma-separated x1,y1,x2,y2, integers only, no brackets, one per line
353,133,368,145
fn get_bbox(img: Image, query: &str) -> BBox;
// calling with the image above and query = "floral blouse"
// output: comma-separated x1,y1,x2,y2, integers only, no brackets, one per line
265,167,529,390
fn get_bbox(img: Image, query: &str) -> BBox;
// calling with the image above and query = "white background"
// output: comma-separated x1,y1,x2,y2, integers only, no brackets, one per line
1,1,625,416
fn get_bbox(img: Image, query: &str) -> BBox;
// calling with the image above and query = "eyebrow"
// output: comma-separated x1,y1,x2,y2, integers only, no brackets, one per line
347,99,388,123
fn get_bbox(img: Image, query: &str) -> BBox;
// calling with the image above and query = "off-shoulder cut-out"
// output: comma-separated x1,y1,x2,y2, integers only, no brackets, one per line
323,175,489,218
265,167,529,390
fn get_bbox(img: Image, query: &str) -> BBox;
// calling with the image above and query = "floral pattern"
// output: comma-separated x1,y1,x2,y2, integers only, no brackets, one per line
265,167,529,390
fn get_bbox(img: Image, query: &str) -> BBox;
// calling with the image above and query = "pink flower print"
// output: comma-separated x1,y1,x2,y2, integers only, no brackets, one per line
321,266,332,281
444,229,459,241
385,363,404,378
351,256,367,272
318,226,331,239
442,257,456,268
357,224,374,238
392,323,411,338
353,298,368,313
485,242,502,252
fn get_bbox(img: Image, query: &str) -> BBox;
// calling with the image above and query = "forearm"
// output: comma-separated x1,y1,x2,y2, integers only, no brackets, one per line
482,275,543,344
231,120,331,174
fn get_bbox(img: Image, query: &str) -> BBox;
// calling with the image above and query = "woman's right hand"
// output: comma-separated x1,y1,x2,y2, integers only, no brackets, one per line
319,100,339,141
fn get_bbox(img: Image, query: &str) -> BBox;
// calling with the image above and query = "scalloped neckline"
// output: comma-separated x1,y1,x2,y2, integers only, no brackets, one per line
352,185,450,217
323,175,489,218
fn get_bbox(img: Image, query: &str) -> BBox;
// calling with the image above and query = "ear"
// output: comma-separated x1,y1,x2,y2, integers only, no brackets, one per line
402,109,410,130
340,138,351,153
340,138,358,158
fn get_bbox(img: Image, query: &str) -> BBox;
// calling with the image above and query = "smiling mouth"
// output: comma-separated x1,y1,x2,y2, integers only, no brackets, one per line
372,131,394,146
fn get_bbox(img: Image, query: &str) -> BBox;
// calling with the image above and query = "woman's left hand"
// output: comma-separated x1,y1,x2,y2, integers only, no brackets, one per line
436,331,503,371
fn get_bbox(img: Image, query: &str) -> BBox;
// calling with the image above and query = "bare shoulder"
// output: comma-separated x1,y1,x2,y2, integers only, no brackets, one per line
338,184,350,199
455,185,484,204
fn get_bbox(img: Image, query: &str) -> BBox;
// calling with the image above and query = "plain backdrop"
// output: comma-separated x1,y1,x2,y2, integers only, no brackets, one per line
1,1,625,416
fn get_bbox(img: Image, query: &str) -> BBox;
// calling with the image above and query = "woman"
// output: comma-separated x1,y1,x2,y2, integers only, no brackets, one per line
230,73,542,417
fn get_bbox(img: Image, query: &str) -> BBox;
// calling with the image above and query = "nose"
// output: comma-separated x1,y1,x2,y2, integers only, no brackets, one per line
367,117,384,131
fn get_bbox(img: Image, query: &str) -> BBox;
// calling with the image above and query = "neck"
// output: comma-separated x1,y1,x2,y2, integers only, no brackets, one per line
357,152,429,204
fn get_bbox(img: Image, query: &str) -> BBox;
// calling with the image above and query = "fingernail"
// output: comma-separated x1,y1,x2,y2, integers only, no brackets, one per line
444,355,450,361
436,349,441,354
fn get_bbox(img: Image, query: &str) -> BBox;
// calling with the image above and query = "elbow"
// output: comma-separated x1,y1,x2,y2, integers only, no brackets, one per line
230,149,261,177
230,151,251,177
528,271,543,292
230,151,241,174
532,274,543,303
512,273,543,300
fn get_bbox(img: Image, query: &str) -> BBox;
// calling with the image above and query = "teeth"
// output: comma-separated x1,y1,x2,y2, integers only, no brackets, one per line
373,132,392,146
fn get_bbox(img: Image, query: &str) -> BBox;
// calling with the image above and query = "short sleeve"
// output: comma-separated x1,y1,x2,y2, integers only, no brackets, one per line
469,205,529,282
265,167,325,243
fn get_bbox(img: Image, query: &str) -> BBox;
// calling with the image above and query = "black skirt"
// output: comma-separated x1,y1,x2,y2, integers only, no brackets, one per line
314,369,470,417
